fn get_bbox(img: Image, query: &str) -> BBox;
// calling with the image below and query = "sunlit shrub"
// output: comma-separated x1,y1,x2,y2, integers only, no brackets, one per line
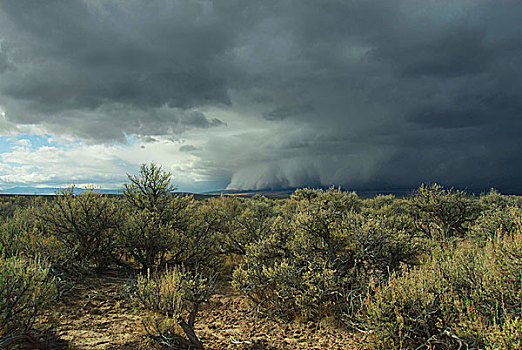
409,183,480,243
120,209,177,271
196,196,243,253
483,314,522,350
470,205,521,241
121,163,198,271
198,195,276,257
0,206,50,258
365,220,522,349
233,258,347,322
0,196,35,221
479,189,522,210
347,214,425,281
1,204,91,293
171,204,223,275
284,187,360,267
365,255,464,349
38,186,121,270
0,256,57,348
233,188,424,327
131,266,215,350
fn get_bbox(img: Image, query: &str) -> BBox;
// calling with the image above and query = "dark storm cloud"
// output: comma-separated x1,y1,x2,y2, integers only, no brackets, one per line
0,52,8,73
0,0,521,192
0,0,234,138
263,105,314,121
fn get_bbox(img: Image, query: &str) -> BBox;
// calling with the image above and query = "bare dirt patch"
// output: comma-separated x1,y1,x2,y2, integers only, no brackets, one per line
196,287,362,350
38,271,145,349
37,272,362,349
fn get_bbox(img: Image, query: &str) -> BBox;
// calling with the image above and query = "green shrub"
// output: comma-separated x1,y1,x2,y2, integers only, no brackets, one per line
120,209,177,271
121,194,221,274
238,195,277,243
283,187,360,267
479,189,522,210
483,314,522,350
409,183,480,243
38,186,121,270
365,256,464,349
470,205,521,242
131,266,215,349
0,206,50,258
0,196,35,221
365,219,522,349
0,256,57,348
233,188,424,327
1,204,91,292
123,162,178,220
346,214,424,281
121,163,198,271
233,258,347,322
362,194,397,212
197,195,276,257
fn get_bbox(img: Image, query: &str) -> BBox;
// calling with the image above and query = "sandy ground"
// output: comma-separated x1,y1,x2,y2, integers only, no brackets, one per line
195,288,361,350
37,272,363,349
38,272,145,349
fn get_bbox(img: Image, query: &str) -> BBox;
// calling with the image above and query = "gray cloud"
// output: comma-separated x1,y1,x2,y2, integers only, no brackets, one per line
0,49,9,73
179,145,199,153
263,104,314,121
0,0,235,139
0,0,521,192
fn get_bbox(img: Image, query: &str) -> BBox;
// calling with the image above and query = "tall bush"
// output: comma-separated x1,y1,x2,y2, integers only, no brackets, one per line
121,163,194,271
39,186,121,270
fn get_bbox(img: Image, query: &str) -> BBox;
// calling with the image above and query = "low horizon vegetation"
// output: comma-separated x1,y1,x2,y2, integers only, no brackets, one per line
1,162,521,349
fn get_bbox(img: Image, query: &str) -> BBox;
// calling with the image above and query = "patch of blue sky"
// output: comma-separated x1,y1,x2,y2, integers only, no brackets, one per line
15,133,85,151
0,136,14,153
123,133,139,146
15,134,54,149
0,134,82,168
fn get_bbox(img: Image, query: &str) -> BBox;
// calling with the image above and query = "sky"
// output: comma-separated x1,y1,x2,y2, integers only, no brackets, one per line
0,0,521,193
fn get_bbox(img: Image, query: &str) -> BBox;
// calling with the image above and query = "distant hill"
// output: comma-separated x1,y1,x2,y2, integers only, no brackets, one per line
0,187,121,196
0,187,218,198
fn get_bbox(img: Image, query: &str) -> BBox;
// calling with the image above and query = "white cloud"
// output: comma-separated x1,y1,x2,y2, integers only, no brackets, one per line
0,135,219,191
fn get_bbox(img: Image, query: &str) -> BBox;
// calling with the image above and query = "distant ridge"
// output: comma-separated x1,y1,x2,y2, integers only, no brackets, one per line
0,187,217,198
0,187,121,195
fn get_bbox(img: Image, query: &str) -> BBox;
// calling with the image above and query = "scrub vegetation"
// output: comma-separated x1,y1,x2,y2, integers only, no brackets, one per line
1,163,521,349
